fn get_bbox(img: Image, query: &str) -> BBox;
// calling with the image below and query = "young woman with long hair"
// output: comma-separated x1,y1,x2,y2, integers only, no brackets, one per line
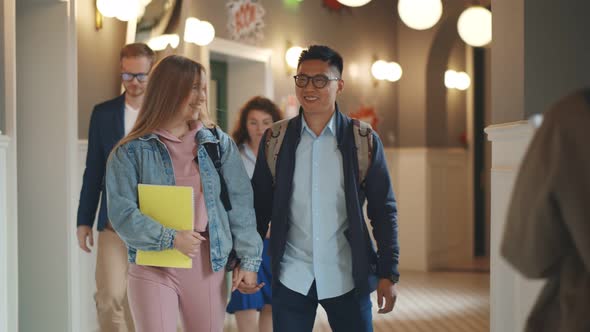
226,96,282,332
105,55,263,332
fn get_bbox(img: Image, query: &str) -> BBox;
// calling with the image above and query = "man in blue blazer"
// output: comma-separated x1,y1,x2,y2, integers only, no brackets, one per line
76,43,155,332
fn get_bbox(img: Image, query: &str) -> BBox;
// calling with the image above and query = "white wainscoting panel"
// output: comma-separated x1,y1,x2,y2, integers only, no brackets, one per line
386,148,429,271
426,148,472,270
485,121,545,332
77,140,99,332
385,148,472,271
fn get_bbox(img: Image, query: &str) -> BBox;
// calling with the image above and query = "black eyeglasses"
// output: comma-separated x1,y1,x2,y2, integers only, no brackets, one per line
121,72,149,82
293,74,340,89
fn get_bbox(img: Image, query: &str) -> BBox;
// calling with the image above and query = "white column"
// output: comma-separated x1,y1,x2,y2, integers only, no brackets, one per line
16,1,78,331
486,121,544,332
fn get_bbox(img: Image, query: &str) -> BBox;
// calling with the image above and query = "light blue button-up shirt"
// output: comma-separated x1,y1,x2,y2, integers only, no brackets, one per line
279,112,354,300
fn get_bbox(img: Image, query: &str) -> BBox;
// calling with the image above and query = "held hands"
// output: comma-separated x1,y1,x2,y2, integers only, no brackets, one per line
232,265,265,294
377,278,398,314
173,230,207,258
76,225,94,253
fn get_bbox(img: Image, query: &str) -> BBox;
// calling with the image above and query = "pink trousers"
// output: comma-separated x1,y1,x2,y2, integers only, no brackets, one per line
127,244,226,332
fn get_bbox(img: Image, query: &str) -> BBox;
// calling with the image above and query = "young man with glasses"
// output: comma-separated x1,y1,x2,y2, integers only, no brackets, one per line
252,45,400,332
76,43,155,332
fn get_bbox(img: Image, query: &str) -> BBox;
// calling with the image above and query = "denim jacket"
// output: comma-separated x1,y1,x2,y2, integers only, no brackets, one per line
105,126,263,272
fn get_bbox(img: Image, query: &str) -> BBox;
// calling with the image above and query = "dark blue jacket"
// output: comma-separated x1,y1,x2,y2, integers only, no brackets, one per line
77,94,125,231
252,106,400,296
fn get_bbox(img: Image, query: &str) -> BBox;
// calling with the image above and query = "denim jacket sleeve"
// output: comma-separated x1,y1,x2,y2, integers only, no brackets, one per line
218,131,263,272
105,145,176,251
365,133,400,281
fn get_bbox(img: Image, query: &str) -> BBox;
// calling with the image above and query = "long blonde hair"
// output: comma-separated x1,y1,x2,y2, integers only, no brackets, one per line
117,55,213,148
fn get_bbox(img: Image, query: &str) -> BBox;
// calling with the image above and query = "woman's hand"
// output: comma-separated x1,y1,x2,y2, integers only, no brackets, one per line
232,265,264,294
173,230,206,258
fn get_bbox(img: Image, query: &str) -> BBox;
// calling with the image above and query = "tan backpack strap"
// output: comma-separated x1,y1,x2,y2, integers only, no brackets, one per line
352,119,373,186
265,119,290,185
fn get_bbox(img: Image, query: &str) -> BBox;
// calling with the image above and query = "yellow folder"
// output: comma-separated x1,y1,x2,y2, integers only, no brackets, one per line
136,184,193,268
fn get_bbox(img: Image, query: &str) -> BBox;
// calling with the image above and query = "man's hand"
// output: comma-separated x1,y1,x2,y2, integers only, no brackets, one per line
77,225,94,253
377,278,398,314
232,265,264,294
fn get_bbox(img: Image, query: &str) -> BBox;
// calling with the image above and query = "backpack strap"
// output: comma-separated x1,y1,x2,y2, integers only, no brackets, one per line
264,119,290,186
201,127,232,211
352,118,374,187
582,88,590,108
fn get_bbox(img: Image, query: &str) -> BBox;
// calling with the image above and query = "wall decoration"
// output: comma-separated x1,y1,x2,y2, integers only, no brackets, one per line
349,105,379,130
323,0,346,12
227,0,266,43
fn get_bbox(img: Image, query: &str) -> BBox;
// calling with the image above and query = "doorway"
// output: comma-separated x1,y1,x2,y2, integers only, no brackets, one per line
207,38,273,132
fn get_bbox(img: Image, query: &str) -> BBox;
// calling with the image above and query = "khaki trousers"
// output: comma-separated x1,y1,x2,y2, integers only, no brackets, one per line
95,228,135,332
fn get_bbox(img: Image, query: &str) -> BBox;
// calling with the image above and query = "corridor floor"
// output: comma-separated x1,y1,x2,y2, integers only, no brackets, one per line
223,271,490,332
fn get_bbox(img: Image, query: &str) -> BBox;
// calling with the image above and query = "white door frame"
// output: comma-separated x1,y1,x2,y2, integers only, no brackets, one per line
207,38,274,99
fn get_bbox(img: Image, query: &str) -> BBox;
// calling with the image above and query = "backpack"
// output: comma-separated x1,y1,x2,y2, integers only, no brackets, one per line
200,127,232,211
264,117,374,187
198,127,240,271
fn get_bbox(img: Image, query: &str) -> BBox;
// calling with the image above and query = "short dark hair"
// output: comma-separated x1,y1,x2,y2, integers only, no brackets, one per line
231,96,283,146
297,45,343,76
120,43,156,66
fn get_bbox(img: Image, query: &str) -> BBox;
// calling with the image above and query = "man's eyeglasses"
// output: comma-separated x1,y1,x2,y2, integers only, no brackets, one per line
294,74,340,89
121,72,149,82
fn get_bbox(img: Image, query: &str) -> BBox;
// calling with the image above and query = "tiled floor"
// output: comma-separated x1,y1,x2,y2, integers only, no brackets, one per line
223,271,489,332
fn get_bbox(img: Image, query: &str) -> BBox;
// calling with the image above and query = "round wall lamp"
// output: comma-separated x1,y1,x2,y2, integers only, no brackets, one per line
285,46,304,69
457,6,492,47
445,70,471,90
97,0,148,21
372,60,402,82
147,34,180,51
184,18,216,46
336,0,372,7
397,0,443,30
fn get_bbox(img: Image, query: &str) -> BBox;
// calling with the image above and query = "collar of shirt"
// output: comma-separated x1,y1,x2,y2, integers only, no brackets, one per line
154,121,203,143
240,143,257,163
301,112,336,138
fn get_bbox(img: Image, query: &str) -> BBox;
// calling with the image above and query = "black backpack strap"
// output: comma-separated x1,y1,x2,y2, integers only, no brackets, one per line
582,88,590,108
200,127,232,211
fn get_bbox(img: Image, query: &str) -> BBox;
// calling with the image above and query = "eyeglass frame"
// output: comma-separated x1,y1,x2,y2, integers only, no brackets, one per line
121,72,149,82
293,74,341,89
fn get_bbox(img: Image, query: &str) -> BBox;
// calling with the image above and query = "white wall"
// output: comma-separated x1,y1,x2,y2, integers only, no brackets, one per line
16,1,78,331
227,60,267,128
2,0,18,331
486,121,544,332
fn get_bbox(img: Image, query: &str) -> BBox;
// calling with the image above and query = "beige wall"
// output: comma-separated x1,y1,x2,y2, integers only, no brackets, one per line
77,0,126,139
398,0,470,147
524,0,590,118
493,0,590,124
157,0,400,145
77,0,480,148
